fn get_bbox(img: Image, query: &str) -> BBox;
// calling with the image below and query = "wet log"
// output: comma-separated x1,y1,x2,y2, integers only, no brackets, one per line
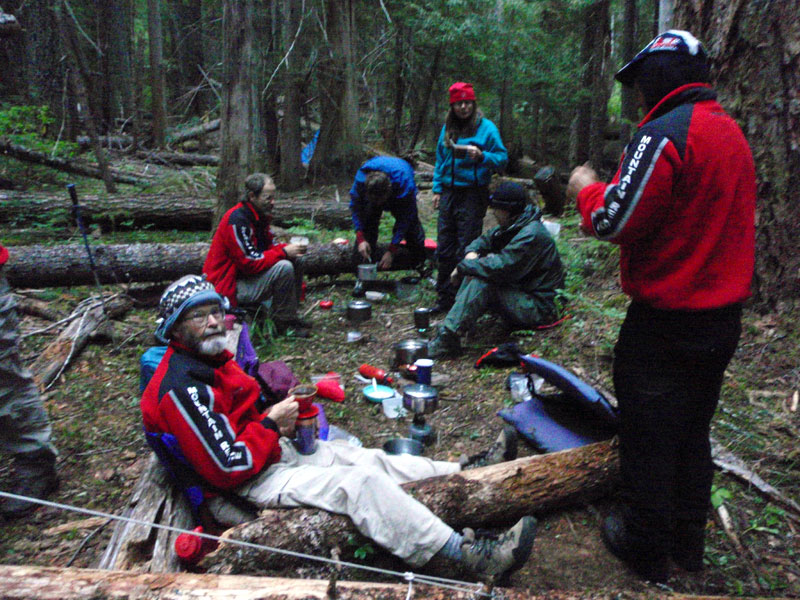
203,440,620,574
0,139,148,186
76,135,134,150
4,242,422,288
0,191,352,230
31,294,132,387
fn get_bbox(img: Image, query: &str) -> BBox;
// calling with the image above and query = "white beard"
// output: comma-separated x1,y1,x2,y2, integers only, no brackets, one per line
198,333,227,356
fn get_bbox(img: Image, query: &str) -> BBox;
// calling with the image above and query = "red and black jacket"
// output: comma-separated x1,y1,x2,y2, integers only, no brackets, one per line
203,202,287,306
140,344,281,491
577,84,756,310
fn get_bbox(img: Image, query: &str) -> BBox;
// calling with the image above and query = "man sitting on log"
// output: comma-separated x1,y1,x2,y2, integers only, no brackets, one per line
427,182,565,359
203,173,312,338
349,156,428,274
141,274,536,579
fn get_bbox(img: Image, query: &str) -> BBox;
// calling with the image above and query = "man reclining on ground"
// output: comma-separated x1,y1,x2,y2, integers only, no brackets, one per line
140,274,536,579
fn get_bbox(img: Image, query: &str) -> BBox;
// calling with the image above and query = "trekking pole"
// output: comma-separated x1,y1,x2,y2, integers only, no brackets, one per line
67,183,107,315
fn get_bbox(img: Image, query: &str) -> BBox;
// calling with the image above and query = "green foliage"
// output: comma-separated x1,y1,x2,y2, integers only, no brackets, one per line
710,484,732,510
0,104,78,157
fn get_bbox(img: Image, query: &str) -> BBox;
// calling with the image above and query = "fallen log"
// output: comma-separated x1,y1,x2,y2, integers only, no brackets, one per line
167,119,220,145
135,150,220,166
5,242,423,288
0,138,148,186
0,191,352,230
76,134,134,150
31,294,132,387
203,440,619,574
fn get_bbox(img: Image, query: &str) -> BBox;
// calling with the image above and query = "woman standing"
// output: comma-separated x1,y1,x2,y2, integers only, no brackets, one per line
431,82,508,313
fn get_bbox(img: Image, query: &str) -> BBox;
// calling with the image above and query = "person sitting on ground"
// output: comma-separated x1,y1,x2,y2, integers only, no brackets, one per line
203,173,311,338
349,156,428,274
141,274,536,579
0,243,59,520
428,182,565,359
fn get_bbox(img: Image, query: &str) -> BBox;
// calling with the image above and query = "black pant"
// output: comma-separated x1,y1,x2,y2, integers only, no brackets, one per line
435,186,488,306
356,210,427,268
613,301,742,558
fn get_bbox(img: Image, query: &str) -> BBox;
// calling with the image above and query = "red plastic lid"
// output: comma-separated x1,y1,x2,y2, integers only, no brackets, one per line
319,300,334,309
175,527,205,563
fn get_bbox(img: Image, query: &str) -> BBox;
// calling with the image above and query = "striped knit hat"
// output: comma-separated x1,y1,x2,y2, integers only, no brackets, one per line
155,274,227,342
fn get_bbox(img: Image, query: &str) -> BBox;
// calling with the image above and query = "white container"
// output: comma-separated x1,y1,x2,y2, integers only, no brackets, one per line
382,392,407,419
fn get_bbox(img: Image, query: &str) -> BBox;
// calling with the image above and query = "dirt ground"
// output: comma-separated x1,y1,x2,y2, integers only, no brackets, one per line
1,187,799,597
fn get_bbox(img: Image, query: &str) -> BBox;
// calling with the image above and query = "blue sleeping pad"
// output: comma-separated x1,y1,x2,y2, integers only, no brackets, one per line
498,355,619,453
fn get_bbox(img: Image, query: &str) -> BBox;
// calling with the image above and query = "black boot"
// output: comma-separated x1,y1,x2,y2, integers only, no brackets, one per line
428,326,462,359
1,449,59,520
601,508,669,583
671,520,706,571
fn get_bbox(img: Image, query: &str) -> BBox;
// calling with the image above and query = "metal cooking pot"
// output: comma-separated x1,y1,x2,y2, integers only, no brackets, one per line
402,384,438,414
347,300,372,323
357,263,378,281
393,338,428,367
383,437,423,456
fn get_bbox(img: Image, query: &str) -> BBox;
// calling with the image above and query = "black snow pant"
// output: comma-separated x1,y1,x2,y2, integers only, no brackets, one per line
612,301,742,562
435,186,488,308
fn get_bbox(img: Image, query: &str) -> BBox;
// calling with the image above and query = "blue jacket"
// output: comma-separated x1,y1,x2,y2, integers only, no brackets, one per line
349,157,420,249
432,118,507,193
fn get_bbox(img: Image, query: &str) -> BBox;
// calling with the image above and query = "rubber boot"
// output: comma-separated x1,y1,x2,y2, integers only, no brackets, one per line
1,449,59,520
601,508,669,583
671,520,706,571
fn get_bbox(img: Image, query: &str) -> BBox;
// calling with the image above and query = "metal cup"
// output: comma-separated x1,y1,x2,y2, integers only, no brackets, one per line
413,307,431,332
293,418,318,455
414,358,433,385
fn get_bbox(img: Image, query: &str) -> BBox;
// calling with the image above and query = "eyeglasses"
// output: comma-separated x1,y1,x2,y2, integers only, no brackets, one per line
182,306,225,326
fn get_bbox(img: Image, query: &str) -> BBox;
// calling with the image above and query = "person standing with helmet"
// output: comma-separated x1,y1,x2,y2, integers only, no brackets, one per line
431,82,508,314
0,243,59,520
567,30,756,583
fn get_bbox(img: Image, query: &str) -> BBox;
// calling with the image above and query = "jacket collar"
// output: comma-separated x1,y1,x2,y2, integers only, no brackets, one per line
639,83,716,126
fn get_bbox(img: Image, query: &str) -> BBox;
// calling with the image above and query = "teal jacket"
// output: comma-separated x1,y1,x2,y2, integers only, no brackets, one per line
458,205,564,303
432,118,507,193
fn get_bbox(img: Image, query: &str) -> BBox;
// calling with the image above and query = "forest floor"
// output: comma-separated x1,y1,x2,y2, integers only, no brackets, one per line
1,168,799,597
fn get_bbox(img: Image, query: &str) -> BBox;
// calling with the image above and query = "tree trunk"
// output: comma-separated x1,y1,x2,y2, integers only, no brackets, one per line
4,241,423,288
148,0,166,147
203,441,619,573
588,0,611,171
619,0,638,130
672,0,800,307
309,0,362,180
100,0,134,127
406,45,441,153
167,118,220,145
0,191,352,231
54,2,117,193
0,139,147,186
0,565,574,600
279,0,307,190
172,0,207,117
216,0,260,223
659,0,675,31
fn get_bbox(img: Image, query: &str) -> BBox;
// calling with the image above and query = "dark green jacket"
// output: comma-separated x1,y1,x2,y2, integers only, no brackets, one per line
457,205,564,303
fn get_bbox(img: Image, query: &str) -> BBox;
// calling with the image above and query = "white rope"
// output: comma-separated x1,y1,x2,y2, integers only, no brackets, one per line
0,490,491,597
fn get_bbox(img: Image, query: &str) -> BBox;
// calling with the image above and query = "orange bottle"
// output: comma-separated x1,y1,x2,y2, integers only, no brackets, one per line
358,364,393,385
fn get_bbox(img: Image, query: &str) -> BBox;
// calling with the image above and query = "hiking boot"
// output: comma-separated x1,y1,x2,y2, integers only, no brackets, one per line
460,425,518,469
274,317,312,338
671,520,706,572
601,509,669,583
1,449,59,520
428,327,462,359
461,516,537,578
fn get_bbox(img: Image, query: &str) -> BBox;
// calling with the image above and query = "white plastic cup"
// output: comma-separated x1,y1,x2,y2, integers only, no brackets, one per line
382,392,406,419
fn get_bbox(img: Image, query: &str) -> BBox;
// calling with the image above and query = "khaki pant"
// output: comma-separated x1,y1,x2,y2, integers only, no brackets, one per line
238,438,460,566
0,277,56,457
